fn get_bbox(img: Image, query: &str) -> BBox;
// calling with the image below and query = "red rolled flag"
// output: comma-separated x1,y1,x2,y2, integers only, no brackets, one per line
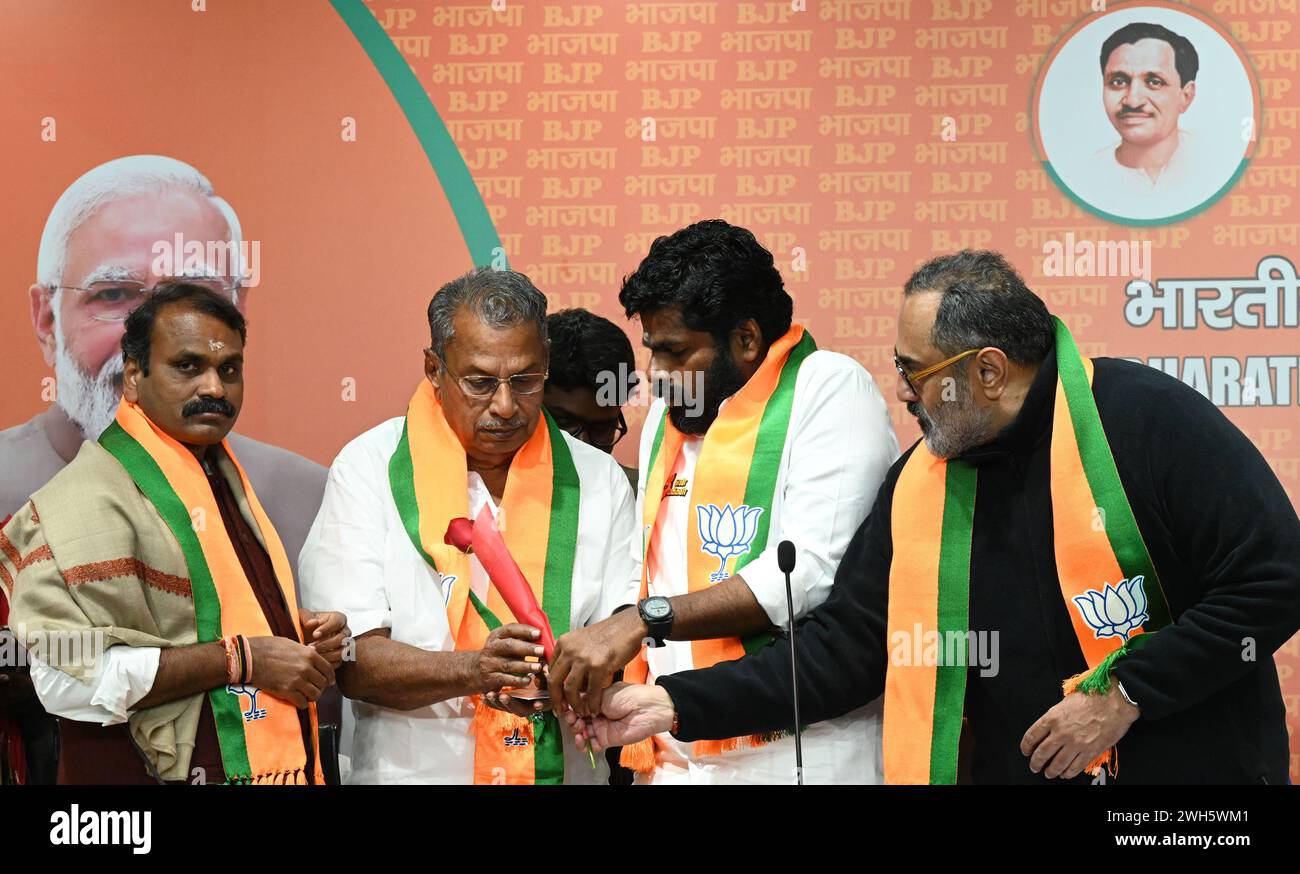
444,506,558,660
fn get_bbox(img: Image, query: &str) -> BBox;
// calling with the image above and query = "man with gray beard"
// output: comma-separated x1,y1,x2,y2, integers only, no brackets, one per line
0,155,327,783
571,249,1300,785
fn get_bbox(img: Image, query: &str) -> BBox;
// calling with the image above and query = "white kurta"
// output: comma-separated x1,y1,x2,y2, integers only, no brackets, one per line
637,349,899,785
297,417,639,784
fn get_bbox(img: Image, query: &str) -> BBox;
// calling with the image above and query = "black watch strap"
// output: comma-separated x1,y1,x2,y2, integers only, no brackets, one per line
639,597,674,647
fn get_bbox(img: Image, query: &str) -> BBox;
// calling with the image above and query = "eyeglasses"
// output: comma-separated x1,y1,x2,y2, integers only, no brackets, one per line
56,277,241,323
554,410,628,450
894,348,981,396
436,355,548,401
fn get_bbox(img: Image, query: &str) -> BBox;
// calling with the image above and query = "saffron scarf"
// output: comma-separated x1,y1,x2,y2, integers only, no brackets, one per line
882,317,1172,784
99,402,323,785
621,326,816,771
387,379,580,784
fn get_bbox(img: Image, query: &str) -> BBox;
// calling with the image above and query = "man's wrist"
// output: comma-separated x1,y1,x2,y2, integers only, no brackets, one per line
624,605,651,647
654,684,678,736
453,650,482,696
1115,680,1140,719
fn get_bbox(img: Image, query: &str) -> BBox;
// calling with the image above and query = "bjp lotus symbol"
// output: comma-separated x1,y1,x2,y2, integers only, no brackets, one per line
697,503,764,582
1072,576,1149,640
226,684,267,722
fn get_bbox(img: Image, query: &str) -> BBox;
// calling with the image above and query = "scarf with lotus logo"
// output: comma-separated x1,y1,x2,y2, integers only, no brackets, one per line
99,400,323,784
620,325,816,771
882,317,1172,784
388,379,580,784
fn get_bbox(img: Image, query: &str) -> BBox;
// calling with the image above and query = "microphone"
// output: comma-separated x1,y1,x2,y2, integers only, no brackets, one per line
777,540,802,786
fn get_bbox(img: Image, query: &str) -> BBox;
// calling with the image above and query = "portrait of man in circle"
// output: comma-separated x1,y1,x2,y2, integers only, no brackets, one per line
1087,21,1204,208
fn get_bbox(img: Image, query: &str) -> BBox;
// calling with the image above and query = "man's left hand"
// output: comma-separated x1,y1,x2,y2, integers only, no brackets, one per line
548,608,647,717
1020,686,1139,779
299,609,352,670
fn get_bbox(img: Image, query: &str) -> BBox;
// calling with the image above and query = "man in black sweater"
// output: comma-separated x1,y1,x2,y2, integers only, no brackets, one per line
569,250,1300,784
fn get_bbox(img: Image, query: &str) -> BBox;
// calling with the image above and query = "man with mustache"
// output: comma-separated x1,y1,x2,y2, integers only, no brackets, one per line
298,268,640,783
0,155,329,782
547,220,899,784
570,250,1300,784
1,283,345,784
1086,22,1206,214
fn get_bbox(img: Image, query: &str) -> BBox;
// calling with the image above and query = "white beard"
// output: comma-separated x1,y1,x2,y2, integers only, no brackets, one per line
52,319,124,441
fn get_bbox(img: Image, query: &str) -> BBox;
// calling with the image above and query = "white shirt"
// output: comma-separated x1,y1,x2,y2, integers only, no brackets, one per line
1084,129,1210,220
637,349,899,784
297,417,640,784
30,646,159,725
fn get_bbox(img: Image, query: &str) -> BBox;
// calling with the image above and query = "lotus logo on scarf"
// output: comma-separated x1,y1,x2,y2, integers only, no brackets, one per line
1072,576,1149,640
697,503,764,582
226,684,267,722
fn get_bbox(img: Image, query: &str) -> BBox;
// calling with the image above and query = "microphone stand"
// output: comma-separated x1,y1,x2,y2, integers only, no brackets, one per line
779,540,802,785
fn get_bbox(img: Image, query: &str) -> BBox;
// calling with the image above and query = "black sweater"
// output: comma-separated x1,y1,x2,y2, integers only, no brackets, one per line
660,347,1300,784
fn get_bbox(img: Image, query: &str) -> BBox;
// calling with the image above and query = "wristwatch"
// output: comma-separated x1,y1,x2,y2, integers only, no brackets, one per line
638,596,674,648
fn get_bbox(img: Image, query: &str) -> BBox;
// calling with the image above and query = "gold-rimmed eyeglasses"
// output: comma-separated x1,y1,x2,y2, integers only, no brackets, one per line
894,348,981,395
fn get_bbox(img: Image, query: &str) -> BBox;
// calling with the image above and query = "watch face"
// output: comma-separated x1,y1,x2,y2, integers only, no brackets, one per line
643,598,671,620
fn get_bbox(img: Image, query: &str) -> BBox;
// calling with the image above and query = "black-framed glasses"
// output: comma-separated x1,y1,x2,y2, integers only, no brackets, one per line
435,353,548,401
56,276,242,323
554,410,628,450
894,348,981,396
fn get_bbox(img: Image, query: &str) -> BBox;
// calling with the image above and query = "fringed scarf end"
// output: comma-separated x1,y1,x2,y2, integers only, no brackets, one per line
469,694,532,741
1061,632,1151,697
241,767,307,785
694,730,790,759
619,738,656,773
1060,635,1150,782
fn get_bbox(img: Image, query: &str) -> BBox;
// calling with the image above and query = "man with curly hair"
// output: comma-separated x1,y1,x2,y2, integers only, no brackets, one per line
548,220,899,784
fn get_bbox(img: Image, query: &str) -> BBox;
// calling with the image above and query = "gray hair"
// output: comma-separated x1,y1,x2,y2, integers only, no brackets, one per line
903,249,1054,365
37,154,243,292
427,267,549,360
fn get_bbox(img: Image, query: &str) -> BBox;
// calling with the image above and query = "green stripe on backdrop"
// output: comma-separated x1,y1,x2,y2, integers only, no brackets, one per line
1051,319,1171,630
928,460,976,785
99,423,254,782
736,331,816,655
330,0,502,267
